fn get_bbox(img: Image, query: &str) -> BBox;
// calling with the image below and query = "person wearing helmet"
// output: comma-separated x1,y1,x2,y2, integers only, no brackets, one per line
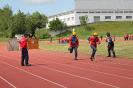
68,32,79,60
106,32,116,58
88,32,100,61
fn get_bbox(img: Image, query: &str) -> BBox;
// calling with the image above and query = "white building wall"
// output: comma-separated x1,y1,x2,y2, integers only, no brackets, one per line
75,0,133,10
48,12,76,27
47,0,133,27
74,12,133,25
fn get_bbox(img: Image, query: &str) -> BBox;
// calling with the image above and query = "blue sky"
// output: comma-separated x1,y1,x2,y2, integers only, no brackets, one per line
0,0,74,16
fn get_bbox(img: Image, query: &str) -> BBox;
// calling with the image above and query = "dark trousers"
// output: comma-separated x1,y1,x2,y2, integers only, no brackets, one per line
21,48,29,65
90,45,97,58
108,46,116,57
69,47,78,59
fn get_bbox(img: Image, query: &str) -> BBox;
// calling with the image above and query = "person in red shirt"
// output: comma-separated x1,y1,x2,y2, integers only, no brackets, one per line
19,34,31,66
68,32,79,60
88,32,100,61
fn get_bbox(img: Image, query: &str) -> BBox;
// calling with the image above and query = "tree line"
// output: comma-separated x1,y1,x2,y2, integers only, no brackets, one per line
0,5,67,38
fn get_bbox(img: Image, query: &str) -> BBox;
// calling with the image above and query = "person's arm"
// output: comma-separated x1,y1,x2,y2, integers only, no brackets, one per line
68,37,72,47
97,38,101,45
77,38,79,46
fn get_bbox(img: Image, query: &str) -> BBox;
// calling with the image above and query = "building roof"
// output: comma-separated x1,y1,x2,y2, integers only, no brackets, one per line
75,0,133,10
48,10,75,18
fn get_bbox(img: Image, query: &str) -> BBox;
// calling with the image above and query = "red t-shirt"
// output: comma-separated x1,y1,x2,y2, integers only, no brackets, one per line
20,36,27,48
69,36,79,47
89,36,100,47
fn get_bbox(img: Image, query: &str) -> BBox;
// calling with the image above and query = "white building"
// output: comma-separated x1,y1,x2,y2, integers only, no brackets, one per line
48,0,133,27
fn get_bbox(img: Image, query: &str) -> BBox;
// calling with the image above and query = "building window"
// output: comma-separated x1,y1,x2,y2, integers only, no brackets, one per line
71,17,74,20
89,11,95,13
126,16,132,19
105,16,111,19
116,16,122,19
115,11,123,13
67,18,70,21
76,12,88,13
96,11,101,13
124,11,133,13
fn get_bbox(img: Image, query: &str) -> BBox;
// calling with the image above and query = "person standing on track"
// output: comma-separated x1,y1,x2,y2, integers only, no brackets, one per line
88,32,100,61
19,34,31,66
68,32,79,60
106,32,116,58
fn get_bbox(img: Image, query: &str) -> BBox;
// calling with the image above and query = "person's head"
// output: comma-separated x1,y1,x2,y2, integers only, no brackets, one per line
106,32,111,37
72,32,76,36
93,32,98,37
24,33,28,38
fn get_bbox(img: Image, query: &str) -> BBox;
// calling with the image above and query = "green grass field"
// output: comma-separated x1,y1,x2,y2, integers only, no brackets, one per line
0,37,9,42
0,21,133,58
39,21,133,59
39,40,133,59
59,21,133,39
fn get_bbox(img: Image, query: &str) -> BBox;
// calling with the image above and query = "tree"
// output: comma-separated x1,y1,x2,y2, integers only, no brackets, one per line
10,10,26,37
48,18,67,36
0,5,13,37
29,12,48,35
79,16,88,25
79,15,95,31
0,5,48,38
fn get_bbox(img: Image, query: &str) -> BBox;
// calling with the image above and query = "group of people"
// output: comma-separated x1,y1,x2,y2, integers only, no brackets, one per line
124,34,133,41
68,32,116,61
18,32,116,66
59,37,69,44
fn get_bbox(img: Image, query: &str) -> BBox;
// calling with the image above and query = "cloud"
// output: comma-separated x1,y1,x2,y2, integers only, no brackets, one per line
23,0,57,5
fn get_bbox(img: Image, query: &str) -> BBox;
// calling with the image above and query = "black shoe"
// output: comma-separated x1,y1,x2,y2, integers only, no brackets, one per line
107,55,111,57
26,64,32,66
21,64,24,66
113,56,116,58
90,57,93,61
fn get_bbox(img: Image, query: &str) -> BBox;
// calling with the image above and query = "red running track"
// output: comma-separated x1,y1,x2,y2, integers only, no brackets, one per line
0,44,133,88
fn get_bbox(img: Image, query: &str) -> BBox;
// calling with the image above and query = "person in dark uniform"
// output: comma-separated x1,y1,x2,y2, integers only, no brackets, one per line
19,34,31,66
106,32,116,58
68,32,79,60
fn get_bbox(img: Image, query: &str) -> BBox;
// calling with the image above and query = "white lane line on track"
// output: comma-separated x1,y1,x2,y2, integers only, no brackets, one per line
31,51,133,71
0,53,120,88
77,61,133,72
104,61,133,67
0,76,16,88
0,53,131,87
1,53,133,80
0,60,67,88
37,59,133,80
35,63,120,88
30,52,133,72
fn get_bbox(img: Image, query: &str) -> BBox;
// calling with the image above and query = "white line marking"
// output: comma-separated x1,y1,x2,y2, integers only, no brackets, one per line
104,61,133,67
40,60,133,80
0,60,67,88
37,64,120,88
77,61,133,72
32,51,133,71
0,53,120,88
0,76,16,88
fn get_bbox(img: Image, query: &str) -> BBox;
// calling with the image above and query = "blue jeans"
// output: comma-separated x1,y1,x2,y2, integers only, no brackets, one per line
90,45,97,58
69,46,78,59
21,48,29,65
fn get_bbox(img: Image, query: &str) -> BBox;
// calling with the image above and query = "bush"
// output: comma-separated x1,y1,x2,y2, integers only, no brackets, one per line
35,28,50,39
84,25,95,31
